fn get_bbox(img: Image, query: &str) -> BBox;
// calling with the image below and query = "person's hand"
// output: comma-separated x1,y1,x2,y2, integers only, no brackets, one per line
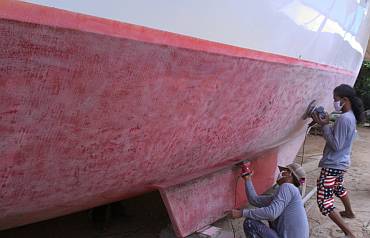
229,209,242,219
308,120,317,128
241,171,253,181
311,112,329,126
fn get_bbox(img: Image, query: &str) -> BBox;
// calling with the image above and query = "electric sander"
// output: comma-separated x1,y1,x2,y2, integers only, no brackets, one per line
237,161,253,177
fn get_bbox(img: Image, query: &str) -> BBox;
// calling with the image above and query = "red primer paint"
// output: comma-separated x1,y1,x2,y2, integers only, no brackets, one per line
0,2,355,236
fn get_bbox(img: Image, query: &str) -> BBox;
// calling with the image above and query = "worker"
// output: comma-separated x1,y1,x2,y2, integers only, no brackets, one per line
230,163,309,238
312,84,364,238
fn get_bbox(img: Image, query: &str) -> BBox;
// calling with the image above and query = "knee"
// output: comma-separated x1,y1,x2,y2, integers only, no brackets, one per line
243,218,257,237
318,206,334,216
317,200,335,216
335,188,347,198
243,218,257,229
243,218,253,226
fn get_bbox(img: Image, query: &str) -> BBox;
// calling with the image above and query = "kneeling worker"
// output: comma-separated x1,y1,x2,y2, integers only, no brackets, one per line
230,163,309,238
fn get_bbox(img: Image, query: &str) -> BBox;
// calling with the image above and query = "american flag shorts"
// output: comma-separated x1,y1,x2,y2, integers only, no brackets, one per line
316,167,347,216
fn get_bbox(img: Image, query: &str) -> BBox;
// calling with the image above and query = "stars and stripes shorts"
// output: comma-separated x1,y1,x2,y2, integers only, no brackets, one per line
316,168,347,216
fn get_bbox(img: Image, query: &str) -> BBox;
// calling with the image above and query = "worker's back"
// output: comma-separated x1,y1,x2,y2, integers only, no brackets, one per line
271,183,309,238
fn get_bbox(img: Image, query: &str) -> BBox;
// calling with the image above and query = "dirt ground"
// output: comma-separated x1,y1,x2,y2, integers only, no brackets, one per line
1,127,369,238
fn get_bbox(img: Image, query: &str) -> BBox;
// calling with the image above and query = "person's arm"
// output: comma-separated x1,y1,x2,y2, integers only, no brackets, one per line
245,178,274,207
322,117,350,151
242,184,293,221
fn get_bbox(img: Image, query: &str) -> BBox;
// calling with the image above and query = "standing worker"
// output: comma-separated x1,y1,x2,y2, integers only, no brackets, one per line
312,84,364,238
230,163,309,238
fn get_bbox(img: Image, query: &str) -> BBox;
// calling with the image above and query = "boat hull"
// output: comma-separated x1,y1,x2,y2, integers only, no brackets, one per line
0,1,365,236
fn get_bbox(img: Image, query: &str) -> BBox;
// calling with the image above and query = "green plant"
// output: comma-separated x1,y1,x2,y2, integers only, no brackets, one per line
354,60,370,110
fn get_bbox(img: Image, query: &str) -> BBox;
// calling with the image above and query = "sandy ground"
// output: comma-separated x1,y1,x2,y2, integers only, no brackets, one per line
1,127,369,238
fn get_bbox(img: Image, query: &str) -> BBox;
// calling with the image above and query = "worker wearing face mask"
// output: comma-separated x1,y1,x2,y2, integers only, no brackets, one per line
230,163,309,238
312,84,365,238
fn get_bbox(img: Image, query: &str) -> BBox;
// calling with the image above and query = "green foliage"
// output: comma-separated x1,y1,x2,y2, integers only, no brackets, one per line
354,60,370,110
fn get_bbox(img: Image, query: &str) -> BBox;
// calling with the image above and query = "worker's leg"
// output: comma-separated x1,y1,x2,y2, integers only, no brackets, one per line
328,210,355,238
317,168,336,215
317,168,355,238
243,218,279,238
339,194,355,218
333,171,355,218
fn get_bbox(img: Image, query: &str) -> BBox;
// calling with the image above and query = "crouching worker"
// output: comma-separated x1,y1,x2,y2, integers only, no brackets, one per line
230,163,309,238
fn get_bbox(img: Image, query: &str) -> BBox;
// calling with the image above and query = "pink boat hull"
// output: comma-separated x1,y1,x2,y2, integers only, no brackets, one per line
0,1,355,237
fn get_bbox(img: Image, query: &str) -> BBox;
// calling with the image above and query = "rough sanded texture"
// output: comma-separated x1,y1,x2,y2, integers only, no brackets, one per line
159,151,277,237
0,0,355,233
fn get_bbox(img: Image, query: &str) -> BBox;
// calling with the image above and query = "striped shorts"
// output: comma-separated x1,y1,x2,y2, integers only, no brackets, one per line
317,168,347,216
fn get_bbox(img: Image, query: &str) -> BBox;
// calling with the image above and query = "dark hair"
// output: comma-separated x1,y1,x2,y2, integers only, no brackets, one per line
334,84,365,123
291,174,300,187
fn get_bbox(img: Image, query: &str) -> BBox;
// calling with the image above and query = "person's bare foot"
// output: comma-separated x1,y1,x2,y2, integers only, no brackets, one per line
340,211,355,219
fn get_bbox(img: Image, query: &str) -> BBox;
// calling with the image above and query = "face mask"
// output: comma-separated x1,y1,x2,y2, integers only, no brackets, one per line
333,100,344,112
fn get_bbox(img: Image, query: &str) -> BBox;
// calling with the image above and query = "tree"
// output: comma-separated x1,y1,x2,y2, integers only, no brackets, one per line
354,61,370,110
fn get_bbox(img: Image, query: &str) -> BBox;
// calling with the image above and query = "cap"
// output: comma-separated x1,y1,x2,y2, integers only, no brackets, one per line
278,163,306,185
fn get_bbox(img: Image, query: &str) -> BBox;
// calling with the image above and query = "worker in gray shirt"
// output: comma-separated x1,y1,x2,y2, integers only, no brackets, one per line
312,84,364,238
230,163,309,238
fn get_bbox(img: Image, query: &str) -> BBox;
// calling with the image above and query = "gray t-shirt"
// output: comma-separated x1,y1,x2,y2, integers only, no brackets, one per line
319,111,357,170
242,180,309,238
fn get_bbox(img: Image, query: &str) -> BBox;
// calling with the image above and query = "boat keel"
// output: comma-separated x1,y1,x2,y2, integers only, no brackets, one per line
158,150,277,237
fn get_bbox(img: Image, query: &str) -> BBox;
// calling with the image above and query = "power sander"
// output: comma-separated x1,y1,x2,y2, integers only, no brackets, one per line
237,161,253,177
302,100,326,120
